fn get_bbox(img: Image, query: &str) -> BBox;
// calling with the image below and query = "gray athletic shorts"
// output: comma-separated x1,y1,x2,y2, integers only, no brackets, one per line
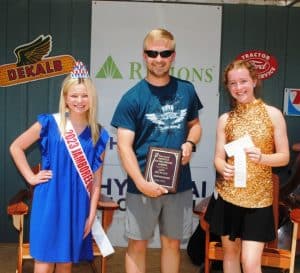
125,189,193,240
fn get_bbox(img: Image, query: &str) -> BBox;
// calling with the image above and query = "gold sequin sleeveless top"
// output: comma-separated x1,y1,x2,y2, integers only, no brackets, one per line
216,99,274,208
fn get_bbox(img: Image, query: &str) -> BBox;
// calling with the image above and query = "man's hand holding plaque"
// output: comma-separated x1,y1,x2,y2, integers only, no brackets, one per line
144,147,182,193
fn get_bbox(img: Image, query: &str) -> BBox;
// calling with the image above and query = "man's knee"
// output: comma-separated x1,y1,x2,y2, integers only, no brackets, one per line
128,239,148,253
161,236,180,250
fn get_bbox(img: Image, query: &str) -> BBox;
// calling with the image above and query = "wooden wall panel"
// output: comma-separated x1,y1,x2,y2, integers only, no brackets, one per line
0,1,299,242
71,0,92,66
219,5,246,113
3,0,31,241
285,8,300,151
244,5,267,49
263,7,288,109
0,0,8,245
27,0,51,124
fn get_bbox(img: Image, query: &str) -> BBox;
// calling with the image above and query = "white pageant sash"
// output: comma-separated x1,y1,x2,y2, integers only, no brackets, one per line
53,113,114,257
53,113,93,195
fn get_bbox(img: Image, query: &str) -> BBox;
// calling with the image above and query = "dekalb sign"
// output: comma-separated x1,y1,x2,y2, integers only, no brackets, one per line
0,35,75,87
237,50,278,80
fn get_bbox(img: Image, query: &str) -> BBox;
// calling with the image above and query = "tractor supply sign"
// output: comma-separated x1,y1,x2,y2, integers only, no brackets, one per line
237,50,278,80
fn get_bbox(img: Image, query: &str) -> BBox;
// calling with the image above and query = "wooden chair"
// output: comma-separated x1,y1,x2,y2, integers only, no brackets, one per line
194,174,300,273
7,164,119,273
280,151,300,208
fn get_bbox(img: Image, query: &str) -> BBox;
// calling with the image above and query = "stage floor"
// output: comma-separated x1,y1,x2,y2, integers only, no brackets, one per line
0,244,299,273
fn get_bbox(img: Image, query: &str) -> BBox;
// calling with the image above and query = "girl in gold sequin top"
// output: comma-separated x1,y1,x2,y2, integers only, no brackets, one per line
205,59,289,273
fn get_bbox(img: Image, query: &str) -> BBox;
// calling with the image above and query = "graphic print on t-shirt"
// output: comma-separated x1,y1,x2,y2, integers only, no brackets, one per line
145,102,187,132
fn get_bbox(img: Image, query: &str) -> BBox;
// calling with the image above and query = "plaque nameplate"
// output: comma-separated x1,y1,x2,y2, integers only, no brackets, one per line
144,147,182,193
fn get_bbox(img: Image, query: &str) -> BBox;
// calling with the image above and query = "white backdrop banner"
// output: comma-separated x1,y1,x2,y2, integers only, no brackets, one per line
91,1,222,247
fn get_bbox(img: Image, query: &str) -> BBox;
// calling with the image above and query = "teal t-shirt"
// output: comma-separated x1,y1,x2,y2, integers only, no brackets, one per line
111,76,203,193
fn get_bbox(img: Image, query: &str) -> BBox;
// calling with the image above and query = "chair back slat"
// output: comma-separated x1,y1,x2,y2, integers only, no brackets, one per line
266,174,279,248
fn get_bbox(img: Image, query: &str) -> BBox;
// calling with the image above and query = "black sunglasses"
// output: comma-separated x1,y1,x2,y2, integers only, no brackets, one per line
144,50,174,58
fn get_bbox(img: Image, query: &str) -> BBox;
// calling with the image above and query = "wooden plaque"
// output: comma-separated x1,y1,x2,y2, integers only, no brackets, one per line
144,147,182,193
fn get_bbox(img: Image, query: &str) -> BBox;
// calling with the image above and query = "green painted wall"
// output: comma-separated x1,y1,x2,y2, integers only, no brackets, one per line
0,0,299,242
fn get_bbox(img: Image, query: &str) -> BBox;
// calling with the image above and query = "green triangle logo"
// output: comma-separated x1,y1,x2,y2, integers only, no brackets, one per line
96,56,123,79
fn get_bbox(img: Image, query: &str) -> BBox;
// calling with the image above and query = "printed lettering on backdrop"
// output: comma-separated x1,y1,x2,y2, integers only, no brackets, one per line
0,34,75,87
236,50,278,80
91,1,222,247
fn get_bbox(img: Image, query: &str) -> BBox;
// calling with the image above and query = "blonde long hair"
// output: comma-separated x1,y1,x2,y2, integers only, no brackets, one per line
58,75,99,145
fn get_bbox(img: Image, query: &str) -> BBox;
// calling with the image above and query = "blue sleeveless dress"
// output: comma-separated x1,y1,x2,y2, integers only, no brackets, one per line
29,114,109,263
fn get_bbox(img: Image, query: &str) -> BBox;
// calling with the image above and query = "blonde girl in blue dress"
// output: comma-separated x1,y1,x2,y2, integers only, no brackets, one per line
10,62,109,273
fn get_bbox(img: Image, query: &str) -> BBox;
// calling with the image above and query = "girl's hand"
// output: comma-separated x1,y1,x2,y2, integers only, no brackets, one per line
245,147,262,163
29,170,52,185
83,218,94,238
222,162,234,180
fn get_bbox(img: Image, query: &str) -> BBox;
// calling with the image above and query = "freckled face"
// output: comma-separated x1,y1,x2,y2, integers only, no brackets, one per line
227,67,257,104
65,83,90,114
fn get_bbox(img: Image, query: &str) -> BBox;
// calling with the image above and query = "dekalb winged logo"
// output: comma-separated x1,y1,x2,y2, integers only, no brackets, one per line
14,35,52,66
0,34,75,87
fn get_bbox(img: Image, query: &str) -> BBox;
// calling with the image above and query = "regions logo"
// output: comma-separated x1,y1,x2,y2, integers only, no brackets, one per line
95,56,123,79
236,50,278,80
0,34,75,87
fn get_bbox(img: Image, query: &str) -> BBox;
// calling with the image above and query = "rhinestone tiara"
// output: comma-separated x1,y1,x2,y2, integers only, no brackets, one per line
70,61,89,79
